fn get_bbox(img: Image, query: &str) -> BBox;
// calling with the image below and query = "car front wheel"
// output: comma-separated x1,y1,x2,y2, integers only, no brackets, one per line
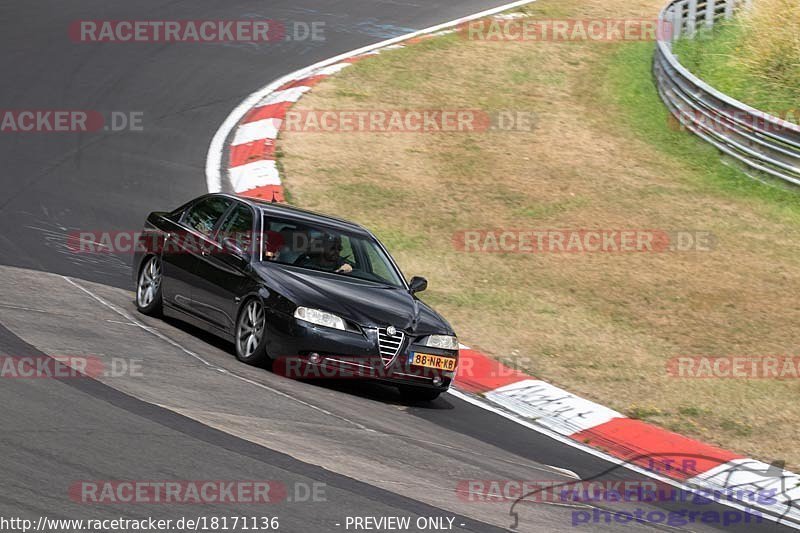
136,256,163,316
235,299,270,365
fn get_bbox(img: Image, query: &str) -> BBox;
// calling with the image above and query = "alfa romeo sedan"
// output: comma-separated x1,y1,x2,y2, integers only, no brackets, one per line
132,193,458,401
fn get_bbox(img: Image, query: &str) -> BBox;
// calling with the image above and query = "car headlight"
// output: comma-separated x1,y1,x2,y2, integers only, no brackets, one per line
294,307,346,331
421,335,459,350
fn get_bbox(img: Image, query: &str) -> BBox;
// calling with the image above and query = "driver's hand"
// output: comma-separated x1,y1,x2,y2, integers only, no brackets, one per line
336,263,353,274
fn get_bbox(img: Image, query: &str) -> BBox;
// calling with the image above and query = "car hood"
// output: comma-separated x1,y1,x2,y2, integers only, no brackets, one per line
254,263,454,335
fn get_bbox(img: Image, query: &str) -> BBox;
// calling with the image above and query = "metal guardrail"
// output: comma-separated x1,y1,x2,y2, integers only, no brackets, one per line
653,0,800,186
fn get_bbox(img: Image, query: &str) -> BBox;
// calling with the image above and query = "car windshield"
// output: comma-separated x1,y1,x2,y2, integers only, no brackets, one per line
260,214,405,288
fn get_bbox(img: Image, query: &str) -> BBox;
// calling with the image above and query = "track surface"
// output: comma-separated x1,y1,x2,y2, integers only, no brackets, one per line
0,0,528,289
0,1,789,531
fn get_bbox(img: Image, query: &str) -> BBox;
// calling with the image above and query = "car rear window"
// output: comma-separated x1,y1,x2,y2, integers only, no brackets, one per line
183,196,232,236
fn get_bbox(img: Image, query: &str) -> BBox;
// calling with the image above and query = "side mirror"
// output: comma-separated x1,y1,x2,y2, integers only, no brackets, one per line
222,237,248,260
409,276,428,294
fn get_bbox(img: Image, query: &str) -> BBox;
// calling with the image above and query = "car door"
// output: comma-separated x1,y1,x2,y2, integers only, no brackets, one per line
160,195,232,314
189,201,257,333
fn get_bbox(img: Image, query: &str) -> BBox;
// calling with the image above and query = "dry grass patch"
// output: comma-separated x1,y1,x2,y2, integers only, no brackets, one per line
279,0,800,467
673,0,800,117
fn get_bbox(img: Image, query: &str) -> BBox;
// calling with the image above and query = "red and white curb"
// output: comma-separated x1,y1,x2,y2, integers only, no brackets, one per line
454,350,800,525
206,0,540,197
205,1,799,527
215,34,465,201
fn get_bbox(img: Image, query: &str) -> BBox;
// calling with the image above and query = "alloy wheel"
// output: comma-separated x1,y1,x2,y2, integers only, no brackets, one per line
137,256,162,308
237,300,266,359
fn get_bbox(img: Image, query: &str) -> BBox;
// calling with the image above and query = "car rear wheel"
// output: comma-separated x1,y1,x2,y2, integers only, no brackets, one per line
235,299,270,365
399,386,442,402
136,256,163,316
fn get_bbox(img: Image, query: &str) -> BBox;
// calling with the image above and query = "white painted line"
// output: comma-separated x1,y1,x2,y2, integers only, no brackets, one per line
376,44,406,52
232,118,282,146
485,379,623,436
204,0,800,525
494,12,529,19
206,0,541,193
230,160,281,192
446,388,800,529
62,277,213,368
61,276,373,432
60,279,800,528
688,458,800,521
311,62,353,77
214,367,375,433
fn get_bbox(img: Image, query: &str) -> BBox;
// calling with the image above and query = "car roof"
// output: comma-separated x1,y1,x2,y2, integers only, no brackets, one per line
216,193,371,236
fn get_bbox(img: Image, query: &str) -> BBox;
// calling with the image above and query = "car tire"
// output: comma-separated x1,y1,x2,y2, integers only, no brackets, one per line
136,255,163,317
399,386,442,402
235,299,270,366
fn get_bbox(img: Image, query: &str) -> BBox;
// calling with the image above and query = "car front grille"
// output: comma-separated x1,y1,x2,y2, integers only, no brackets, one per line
377,327,405,365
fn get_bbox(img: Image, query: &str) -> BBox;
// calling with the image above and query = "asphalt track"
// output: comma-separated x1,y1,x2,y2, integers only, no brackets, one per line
0,1,791,532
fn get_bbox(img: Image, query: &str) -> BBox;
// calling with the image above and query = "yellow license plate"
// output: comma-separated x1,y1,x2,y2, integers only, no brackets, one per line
411,352,457,371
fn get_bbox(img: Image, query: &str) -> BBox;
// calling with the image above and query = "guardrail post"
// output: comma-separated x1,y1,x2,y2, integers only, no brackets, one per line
654,0,800,186
673,0,687,40
686,0,698,36
724,0,735,19
669,6,681,41
705,0,717,27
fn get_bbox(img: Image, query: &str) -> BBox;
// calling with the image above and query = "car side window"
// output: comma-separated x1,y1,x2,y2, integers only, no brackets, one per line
217,203,254,252
363,240,396,284
339,236,355,264
183,197,232,236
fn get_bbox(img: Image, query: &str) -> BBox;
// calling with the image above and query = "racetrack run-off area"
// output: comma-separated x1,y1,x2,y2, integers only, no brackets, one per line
1,0,799,531
213,0,800,527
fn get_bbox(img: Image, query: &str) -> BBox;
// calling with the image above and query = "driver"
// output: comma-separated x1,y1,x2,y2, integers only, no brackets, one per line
297,234,353,274
263,230,285,261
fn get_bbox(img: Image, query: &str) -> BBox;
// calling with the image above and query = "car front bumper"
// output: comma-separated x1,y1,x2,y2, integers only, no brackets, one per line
265,311,458,390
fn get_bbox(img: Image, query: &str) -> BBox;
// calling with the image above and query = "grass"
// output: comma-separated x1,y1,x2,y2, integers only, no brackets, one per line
672,0,800,119
605,39,800,211
278,0,800,468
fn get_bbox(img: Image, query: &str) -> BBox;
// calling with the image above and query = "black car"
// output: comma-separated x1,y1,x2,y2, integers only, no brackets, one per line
132,193,459,401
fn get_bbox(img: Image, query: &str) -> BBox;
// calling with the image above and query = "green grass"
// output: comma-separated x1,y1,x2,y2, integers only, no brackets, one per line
627,405,665,420
599,40,800,219
278,1,800,467
513,197,590,219
672,21,800,120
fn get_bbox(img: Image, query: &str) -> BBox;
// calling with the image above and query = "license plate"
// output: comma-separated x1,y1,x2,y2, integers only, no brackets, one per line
410,352,457,371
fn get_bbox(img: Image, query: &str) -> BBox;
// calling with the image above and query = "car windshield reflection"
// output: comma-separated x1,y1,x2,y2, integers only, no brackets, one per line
260,214,405,288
